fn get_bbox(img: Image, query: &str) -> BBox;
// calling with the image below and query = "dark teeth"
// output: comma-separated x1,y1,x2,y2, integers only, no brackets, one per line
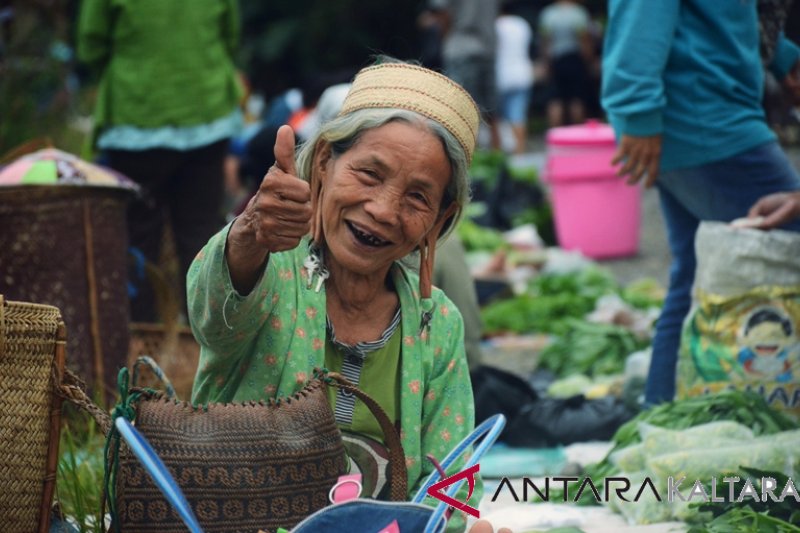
349,223,387,246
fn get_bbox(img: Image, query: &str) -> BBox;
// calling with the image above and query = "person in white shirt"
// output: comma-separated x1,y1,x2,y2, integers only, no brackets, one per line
495,5,534,154
538,0,593,127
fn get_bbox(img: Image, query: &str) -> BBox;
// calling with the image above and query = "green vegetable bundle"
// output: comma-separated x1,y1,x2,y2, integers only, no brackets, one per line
457,218,507,253
481,267,619,336
587,390,800,481
688,469,800,533
537,318,647,377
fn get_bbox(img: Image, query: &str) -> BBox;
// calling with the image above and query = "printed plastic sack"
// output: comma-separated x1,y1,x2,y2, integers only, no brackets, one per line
677,222,800,418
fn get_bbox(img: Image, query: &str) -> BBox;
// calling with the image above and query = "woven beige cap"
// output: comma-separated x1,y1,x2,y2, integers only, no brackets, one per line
339,63,480,163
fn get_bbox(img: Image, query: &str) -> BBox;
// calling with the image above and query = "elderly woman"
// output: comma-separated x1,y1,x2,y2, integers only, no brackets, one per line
188,61,501,533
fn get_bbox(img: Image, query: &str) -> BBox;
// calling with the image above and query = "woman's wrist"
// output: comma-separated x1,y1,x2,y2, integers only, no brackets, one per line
225,215,269,295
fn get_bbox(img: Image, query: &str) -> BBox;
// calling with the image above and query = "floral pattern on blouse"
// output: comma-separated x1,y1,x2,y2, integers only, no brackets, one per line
187,226,479,532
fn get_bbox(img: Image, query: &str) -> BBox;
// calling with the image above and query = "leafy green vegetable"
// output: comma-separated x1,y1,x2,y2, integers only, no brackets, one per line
57,405,106,532
457,218,507,253
482,293,596,335
586,390,800,481
481,267,619,335
469,149,507,189
621,278,665,309
537,319,648,377
528,266,618,300
689,507,800,533
688,468,800,533
507,163,540,185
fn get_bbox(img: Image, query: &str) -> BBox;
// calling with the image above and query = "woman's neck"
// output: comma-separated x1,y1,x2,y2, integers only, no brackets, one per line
324,257,399,344
325,259,393,312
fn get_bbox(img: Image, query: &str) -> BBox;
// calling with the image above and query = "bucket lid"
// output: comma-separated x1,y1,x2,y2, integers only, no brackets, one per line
546,119,616,147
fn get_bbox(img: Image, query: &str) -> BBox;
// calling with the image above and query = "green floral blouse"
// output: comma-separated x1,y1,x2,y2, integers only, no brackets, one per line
187,226,479,532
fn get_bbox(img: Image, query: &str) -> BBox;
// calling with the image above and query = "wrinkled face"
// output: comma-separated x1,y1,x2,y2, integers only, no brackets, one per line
315,120,452,276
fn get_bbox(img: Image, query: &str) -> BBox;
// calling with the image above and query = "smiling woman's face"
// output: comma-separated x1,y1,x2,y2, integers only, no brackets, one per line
315,120,452,277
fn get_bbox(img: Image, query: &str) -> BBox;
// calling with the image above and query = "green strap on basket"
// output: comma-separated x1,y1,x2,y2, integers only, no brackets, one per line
102,366,149,533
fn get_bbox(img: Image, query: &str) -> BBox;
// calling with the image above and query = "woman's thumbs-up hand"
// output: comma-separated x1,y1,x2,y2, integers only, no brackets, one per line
227,125,312,294
248,124,312,252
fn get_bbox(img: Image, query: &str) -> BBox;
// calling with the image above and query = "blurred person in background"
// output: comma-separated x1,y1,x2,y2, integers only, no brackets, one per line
538,0,593,127
495,3,535,154
602,0,800,406
427,0,501,149
77,0,243,323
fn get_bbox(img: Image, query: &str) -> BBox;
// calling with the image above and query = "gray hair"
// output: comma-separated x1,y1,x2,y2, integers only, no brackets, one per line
295,107,471,238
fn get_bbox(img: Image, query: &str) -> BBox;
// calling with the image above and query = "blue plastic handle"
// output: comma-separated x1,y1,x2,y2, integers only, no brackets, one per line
414,414,506,533
115,417,204,533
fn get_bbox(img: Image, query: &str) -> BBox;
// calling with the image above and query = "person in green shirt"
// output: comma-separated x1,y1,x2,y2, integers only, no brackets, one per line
77,0,243,322
188,60,509,533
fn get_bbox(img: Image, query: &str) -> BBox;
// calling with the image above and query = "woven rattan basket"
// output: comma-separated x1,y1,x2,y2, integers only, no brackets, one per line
0,186,132,400
0,296,65,533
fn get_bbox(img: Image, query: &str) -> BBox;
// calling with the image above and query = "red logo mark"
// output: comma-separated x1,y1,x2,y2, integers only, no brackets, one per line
426,463,480,518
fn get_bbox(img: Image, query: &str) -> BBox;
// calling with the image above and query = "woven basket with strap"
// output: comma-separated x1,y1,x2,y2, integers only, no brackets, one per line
0,296,65,533
63,368,408,533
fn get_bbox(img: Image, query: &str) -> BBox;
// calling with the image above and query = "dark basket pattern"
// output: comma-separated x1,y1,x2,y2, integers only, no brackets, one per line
0,186,132,398
116,381,349,533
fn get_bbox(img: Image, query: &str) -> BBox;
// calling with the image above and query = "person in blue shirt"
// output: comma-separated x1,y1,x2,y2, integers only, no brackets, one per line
601,0,800,405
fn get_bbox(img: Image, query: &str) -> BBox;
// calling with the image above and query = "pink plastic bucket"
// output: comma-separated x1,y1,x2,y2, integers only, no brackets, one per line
544,120,641,259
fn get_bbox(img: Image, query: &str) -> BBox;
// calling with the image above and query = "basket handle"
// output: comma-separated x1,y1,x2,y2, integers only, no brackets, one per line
325,371,408,502
56,367,113,435
131,355,177,398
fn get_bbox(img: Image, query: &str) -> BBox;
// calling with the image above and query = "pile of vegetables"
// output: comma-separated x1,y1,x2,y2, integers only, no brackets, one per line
481,266,620,336
538,390,799,528
457,218,507,253
481,267,661,378
469,149,508,190
588,389,799,481
537,319,649,377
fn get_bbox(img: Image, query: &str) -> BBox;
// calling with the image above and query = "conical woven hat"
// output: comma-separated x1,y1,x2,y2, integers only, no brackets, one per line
339,63,480,163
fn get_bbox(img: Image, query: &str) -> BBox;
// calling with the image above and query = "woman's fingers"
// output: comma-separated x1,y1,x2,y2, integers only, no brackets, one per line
239,127,312,253
273,124,298,176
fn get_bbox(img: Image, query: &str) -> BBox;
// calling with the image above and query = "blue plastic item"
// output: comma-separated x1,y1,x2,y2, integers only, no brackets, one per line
114,417,203,533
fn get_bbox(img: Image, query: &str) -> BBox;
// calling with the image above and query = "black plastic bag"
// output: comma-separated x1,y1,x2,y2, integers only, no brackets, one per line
472,365,634,447
504,394,634,448
471,365,538,426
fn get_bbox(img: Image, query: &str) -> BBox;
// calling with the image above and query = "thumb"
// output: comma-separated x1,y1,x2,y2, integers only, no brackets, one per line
274,124,298,176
